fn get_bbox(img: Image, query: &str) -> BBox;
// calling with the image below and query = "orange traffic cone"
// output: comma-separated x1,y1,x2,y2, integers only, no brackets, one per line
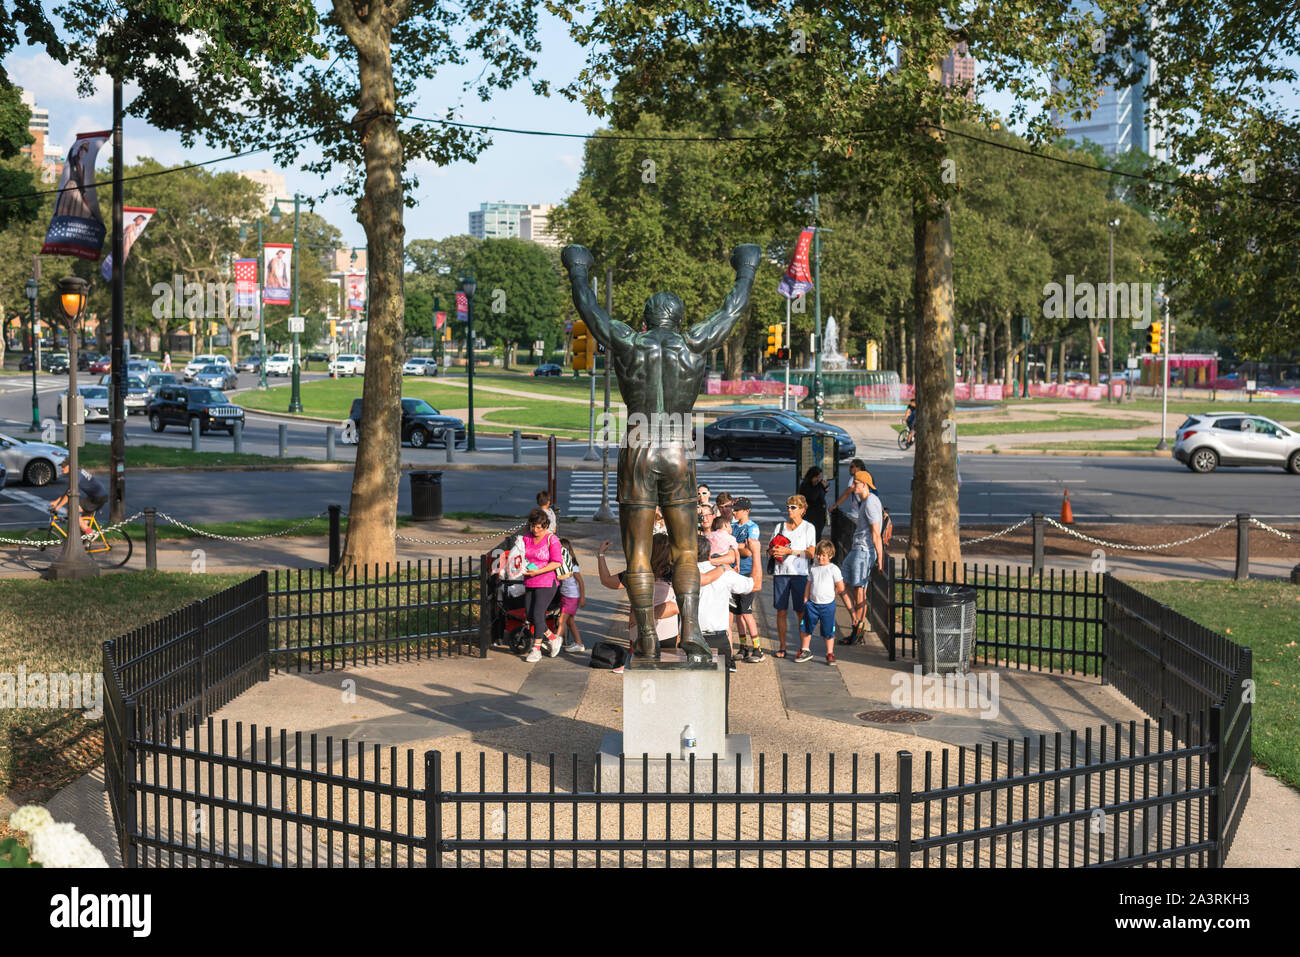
1060,489,1074,525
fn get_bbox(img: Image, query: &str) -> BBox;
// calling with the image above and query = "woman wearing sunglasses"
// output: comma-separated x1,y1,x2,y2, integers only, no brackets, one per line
768,495,816,659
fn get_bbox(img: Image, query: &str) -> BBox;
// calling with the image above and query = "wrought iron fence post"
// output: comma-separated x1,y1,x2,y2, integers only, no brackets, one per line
896,750,912,868
1234,513,1249,581
478,555,491,658
887,555,897,660
1031,512,1045,575
260,570,271,681
195,603,207,721
425,751,441,869
124,701,138,868
328,505,341,573
1158,604,1171,715
1207,708,1223,868
144,507,157,571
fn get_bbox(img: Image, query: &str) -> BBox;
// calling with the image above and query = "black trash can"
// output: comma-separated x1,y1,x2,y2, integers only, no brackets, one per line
913,584,977,674
410,470,443,522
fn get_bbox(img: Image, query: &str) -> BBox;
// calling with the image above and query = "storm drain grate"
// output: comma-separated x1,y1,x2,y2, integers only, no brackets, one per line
856,709,933,724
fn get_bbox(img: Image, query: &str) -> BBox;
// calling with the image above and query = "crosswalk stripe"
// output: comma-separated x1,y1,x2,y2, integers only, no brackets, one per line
566,472,786,521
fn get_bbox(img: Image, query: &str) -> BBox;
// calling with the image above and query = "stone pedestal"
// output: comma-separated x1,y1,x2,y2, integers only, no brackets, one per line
596,650,753,792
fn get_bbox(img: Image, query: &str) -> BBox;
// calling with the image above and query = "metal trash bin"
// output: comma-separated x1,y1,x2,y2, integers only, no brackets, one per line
914,584,977,674
409,470,443,522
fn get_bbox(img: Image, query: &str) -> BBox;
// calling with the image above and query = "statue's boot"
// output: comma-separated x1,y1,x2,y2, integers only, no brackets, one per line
675,591,713,664
631,604,660,659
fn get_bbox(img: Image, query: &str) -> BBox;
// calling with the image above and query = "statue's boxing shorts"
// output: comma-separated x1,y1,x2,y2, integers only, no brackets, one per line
617,440,697,508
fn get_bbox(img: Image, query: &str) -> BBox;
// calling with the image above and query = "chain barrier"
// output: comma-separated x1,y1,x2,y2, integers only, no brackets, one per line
1044,517,1234,551
1249,517,1296,541
396,522,525,546
0,510,146,546
153,510,331,542
962,516,1031,545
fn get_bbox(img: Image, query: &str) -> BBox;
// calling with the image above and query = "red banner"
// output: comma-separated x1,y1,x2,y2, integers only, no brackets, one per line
456,292,469,321
41,131,111,260
777,229,815,299
435,311,447,330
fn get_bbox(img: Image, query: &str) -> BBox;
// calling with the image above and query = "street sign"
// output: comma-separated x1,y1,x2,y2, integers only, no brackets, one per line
1097,336,1106,354
288,315,305,333
1126,357,1138,369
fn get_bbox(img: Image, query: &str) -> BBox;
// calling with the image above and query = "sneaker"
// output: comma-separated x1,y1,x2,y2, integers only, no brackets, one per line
794,649,813,663
525,645,543,663
612,663,625,675
739,645,751,662
563,641,585,653
728,659,737,673
546,635,562,658
749,648,766,663
826,653,837,666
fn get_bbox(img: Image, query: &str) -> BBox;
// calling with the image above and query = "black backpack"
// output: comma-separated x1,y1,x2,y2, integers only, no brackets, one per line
589,641,626,670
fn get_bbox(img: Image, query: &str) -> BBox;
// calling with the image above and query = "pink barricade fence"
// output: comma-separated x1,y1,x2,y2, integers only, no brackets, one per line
707,377,809,397
953,383,1005,400
1027,382,1124,399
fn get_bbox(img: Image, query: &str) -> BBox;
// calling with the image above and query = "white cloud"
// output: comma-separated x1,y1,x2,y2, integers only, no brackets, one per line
5,52,112,107
557,153,582,171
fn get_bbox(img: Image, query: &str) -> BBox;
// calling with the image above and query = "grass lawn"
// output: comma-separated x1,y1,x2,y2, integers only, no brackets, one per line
893,413,1150,436
1135,580,1299,789
77,444,314,469
0,572,251,797
999,438,1167,452
239,379,470,418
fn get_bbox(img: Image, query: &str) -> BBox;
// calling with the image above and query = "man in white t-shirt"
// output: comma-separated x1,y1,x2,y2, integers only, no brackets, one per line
768,494,817,658
696,535,752,717
842,469,884,642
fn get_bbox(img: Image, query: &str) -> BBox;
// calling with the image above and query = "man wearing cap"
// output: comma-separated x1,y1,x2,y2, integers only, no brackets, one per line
843,469,885,641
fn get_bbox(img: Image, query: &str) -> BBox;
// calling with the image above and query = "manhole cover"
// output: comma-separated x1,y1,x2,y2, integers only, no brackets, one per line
857,709,933,724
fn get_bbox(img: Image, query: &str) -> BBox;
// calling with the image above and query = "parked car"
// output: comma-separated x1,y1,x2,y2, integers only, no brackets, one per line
265,354,293,376
126,358,161,376
0,431,68,486
533,363,563,377
305,352,329,365
347,397,465,449
56,386,111,422
702,410,857,463
45,353,71,374
147,386,245,435
1173,412,1300,473
143,372,180,398
193,364,240,390
402,357,439,376
89,355,113,374
235,355,263,373
329,354,366,376
184,354,232,381
93,374,150,414
18,352,44,372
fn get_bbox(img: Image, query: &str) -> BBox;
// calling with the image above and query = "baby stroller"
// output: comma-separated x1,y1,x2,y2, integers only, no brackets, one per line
485,534,563,655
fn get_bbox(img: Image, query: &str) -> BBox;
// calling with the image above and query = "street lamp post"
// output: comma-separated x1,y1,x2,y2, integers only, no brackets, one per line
25,278,39,432
461,272,477,451
270,195,304,413
239,219,269,390
45,276,98,580
1107,218,1121,404
959,322,969,383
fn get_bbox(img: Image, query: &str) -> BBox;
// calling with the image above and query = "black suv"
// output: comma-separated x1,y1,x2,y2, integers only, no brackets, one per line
147,385,246,434
349,397,466,449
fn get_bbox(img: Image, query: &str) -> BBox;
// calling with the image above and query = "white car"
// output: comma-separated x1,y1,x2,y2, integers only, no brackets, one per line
1173,412,1300,473
57,386,111,423
265,354,294,376
402,357,438,376
330,354,366,376
184,354,232,381
0,431,69,486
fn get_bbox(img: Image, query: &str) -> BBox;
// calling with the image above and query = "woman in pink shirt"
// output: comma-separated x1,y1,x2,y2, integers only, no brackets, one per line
521,507,564,662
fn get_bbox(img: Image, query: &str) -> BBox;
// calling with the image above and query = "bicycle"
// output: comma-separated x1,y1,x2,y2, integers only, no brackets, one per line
897,428,915,451
19,508,133,571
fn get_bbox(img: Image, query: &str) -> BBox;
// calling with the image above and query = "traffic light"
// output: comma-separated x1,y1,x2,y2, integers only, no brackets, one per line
208,321,218,336
572,319,591,371
776,347,790,361
1148,321,1162,353
329,320,337,338
766,323,783,357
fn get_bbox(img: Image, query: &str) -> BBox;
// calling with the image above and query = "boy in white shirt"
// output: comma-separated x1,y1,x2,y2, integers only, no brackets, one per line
797,539,846,665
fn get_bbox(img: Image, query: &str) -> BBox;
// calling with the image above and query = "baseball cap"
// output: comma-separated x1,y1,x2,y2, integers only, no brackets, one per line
732,496,752,511
853,469,876,490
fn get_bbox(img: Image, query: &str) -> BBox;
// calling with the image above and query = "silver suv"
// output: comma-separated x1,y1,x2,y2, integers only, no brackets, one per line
1173,412,1300,474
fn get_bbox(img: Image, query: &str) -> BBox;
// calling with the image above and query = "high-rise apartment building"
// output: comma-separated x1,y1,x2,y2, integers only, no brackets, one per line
468,202,560,247
940,42,976,101
238,169,289,212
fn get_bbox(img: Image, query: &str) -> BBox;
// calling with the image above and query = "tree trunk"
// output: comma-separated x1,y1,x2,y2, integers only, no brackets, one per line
898,310,908,384
907,193,961,572
1044,342,1054,387
1058,337,1067,385
337,2,405,573
1088,317,1101,385
724,334,743,381
1002,313,1014,386
974,320,985,384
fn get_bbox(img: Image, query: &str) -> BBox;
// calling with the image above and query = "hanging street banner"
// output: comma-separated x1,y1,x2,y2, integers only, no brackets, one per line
347,273,366,311
435,311,447,330
776,228,815,299
263,243,293,305
234,259,259,309
99,206,157,280
456,291,469,321
41,131,111,260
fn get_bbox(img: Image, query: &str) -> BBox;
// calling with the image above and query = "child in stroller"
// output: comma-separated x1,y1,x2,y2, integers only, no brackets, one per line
486,533,564,655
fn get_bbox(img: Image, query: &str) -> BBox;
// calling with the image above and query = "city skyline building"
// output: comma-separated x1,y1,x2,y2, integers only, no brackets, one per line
468,201,560,246
238,168,289,213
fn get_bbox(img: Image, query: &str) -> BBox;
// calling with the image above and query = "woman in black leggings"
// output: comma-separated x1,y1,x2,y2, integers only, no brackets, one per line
521,507,564,662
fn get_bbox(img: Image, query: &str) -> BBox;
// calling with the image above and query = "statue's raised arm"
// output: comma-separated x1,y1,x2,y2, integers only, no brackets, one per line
561,245,634,355
685,244,762,353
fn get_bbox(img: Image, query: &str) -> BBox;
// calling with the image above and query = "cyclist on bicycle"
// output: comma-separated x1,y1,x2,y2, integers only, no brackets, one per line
48,462,108,537
903,400,917,445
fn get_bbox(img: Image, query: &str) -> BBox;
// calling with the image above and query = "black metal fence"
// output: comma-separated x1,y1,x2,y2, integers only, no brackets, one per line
872,558,1104,675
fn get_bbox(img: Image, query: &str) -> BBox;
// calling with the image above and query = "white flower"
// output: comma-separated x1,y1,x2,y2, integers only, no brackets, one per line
28,822,109,868
8,804,54,834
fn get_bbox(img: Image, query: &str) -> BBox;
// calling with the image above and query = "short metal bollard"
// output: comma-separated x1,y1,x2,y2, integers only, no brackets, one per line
326,426,336,461
512,429,522,464
1031,512,1045,575
279,423,287,458
445,428,455,463
233,419,243,454
1236,513,1250,581
144,507,158,571
190,417,201,452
